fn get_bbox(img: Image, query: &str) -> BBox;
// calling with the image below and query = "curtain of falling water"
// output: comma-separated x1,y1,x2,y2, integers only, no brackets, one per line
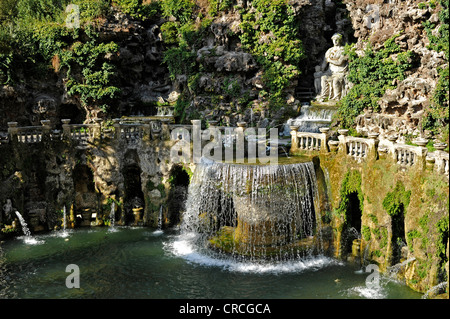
180,158,322,261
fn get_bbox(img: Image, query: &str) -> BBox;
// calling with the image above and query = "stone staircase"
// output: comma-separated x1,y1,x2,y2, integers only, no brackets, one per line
295,87,315,103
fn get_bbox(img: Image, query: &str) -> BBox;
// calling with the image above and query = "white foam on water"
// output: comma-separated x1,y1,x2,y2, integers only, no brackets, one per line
165,233,342,274
345,285,387,299
19,236,45,245
151,230,164,236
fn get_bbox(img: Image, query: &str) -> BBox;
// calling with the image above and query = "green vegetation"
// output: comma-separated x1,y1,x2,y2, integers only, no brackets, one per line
239,0,305,102
60,32,121,112
382,181,411,217
335,34,415,128
114,0,160,19
362,225,371,241
421,0,449,136
0,0,158,112
335,170,364,220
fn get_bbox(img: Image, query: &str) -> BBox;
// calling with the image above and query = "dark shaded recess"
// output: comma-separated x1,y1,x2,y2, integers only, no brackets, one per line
123,164,145,224
167,165,190,227
391,206,406,265
73,164,95,193
59,103,86,125
343,191,362,254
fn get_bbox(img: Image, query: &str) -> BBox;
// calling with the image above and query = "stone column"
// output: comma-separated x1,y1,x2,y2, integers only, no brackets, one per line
319,127,330,153
142,119,152,141
41,120,51,142
236,122,247,163
61,119,71,139
290,125,299,154
113,118,121,140
191,120,202,164
161,118,171,141
337,129,349,155
7,122,18,142
414,138,429,171
93,118,102,139
367,132,380,161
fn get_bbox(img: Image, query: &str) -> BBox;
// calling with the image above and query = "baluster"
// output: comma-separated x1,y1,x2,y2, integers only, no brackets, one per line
410,152,414,166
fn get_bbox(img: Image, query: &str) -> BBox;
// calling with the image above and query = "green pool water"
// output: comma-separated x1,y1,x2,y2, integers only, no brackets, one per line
0,227,422,299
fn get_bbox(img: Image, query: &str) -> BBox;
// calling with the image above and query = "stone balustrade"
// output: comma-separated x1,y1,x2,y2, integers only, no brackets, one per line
346,138,369,159
7,120,53,143
290,126,328,153
431,150,449,178
16,126,44,143
2,119,448,182
289,126,449,181
116,123,144,143
392,145,421,167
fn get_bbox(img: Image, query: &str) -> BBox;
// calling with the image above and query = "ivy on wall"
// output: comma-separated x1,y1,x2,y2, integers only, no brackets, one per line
335,34,415,128
421,0,449,135
239,0,306,103
335,170,364,223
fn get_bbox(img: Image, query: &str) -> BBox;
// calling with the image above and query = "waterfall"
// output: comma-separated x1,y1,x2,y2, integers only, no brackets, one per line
422,282,448,299
387,257,416,278
283,104,336,135
158,205,163,230
110,202,116,228
63,206,67,231
179,158,322,262
15,211,31,237
14,211,42,244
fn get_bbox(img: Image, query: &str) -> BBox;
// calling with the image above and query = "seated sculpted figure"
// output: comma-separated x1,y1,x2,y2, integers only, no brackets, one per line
316,33,349,102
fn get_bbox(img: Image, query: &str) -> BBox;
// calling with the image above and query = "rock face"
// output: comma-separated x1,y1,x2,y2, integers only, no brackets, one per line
0,1,348,129
344,0,447,138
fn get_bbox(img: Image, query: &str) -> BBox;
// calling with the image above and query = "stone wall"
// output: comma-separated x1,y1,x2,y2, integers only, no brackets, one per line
291,128,449,294
343,0,447,138
0,118,185,237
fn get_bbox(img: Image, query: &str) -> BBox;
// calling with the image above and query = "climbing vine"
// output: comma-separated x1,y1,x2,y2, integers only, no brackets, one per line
382,181,411,217
335,170,364,222
335,34,415,128
420,0,449,135
239,0,306,103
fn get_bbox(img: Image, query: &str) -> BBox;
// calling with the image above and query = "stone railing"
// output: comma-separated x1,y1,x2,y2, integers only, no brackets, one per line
393,145,420,167
115,123,144,143
7,120,53,143
346,138,370,160
289,126,449,181
427,145,449,179
335,130,379,162
290,126,329,153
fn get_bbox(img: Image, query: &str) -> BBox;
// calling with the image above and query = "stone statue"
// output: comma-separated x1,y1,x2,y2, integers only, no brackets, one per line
2,199,14,223
316,33,349,102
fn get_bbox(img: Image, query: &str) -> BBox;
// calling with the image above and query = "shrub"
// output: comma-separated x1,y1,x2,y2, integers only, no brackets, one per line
335,34,415,128
239,0,305,101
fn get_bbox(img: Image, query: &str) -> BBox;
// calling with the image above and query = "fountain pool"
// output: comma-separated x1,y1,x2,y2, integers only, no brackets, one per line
0,227,422,299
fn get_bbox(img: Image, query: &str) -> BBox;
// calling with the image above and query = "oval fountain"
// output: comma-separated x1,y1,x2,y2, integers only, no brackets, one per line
170,156,330,269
